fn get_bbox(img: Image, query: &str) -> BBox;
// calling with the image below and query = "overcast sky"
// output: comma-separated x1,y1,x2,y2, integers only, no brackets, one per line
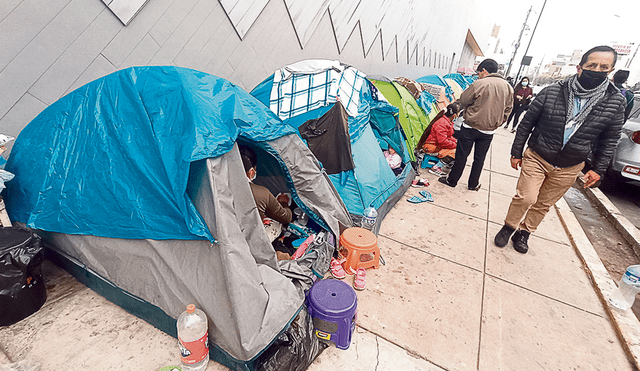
486,0,640,74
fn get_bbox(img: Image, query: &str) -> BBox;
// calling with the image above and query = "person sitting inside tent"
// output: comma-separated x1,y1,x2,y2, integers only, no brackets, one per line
239,145,292,225
418,103,461,177
383,147,403,175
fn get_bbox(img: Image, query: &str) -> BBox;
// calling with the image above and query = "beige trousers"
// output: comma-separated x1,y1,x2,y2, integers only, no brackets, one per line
504,148,584,233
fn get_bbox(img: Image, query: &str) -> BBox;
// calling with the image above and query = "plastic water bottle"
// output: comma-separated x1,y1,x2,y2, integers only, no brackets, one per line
609,265,640,310
361,207,378,231
177,304,209,371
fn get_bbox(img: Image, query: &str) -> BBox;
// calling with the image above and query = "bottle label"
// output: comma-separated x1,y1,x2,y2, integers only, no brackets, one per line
179,332,209,365
624,270,640,284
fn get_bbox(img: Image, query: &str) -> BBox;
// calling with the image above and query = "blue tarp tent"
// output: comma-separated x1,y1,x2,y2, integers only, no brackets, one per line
444,73,471,90
416,75,455,102
251,60,414,232
4,66,353,370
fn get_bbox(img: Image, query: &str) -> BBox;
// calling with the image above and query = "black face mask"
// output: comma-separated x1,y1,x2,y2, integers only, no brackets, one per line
578,69,608,90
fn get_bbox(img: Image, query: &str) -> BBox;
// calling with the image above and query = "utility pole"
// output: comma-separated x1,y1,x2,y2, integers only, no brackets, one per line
515,0,548,84
505,6,532,78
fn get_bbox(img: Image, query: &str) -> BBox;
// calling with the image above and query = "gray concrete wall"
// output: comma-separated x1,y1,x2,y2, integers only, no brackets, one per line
1,0,492,152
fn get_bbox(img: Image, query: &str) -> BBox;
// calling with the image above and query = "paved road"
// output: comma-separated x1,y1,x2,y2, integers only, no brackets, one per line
601,182,640,230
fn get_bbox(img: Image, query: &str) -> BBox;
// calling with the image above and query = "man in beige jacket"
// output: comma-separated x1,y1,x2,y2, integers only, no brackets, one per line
439,59,513,190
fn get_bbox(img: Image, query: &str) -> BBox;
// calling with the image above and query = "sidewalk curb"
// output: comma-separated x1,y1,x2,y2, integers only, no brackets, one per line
556,197,640,370
577,177,640,258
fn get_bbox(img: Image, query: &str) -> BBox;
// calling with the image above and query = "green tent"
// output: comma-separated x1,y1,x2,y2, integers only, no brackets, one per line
369,76,432,160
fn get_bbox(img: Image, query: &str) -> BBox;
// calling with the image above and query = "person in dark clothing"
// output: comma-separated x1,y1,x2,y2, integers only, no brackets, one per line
504,77,533,132
239,145,292,224
494,45,625,254
438,58,513,191
613,69,635,122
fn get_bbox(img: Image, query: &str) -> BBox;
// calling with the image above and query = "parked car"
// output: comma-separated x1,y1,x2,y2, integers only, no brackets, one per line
599,118,640,189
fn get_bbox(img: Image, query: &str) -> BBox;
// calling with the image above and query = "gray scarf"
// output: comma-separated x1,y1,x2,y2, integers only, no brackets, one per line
565,74,608,125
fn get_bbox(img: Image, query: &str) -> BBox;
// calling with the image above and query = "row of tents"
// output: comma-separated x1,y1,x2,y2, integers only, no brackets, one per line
3,60,473,371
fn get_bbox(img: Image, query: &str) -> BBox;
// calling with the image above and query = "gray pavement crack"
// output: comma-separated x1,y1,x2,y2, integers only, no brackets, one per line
374,335,380,371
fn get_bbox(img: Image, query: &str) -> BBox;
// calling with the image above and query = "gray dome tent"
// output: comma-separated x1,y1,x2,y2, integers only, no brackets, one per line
4,67,352,369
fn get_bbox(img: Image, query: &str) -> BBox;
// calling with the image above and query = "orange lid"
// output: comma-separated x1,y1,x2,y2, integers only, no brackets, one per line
187,304,196,313
340,227,377,249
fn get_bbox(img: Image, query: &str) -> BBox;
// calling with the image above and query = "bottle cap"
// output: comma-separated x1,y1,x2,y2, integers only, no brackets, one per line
187,304,195,313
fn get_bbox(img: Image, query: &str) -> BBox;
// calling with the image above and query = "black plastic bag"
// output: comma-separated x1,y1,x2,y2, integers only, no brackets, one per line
0,226,46,326
255,306,327,371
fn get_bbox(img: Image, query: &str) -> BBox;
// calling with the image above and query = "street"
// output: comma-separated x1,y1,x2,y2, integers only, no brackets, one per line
602,182,640,230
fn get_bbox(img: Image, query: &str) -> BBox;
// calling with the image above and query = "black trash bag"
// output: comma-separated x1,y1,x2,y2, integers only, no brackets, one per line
0,226,46,326
255,306,327,371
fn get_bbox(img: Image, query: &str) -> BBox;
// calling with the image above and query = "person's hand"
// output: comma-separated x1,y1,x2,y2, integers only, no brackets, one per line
516,95,522,100
0,146,5,156
582,170,601,188
276,193,290,206
510,156,522,170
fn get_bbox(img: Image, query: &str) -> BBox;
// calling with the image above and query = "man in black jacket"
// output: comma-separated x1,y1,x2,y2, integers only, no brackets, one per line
494,45,625,253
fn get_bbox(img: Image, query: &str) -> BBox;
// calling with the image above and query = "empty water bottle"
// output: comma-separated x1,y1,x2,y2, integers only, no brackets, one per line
609,265,640,310
361,207,378,231
177,304,209,371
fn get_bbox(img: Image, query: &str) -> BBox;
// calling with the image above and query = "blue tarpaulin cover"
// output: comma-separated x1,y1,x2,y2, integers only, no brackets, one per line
416,75,455,102
5,66,295,241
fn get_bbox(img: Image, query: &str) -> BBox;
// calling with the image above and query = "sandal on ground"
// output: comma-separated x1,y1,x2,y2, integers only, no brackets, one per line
353,268,366,290
419,190,434,202
407,195,428,203
330,258,346,279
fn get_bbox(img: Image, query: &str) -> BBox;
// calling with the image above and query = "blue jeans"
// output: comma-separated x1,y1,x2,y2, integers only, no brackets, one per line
446,126,493,188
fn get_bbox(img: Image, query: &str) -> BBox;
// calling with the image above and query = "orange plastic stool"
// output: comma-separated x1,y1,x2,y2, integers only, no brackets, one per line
338,227,380,273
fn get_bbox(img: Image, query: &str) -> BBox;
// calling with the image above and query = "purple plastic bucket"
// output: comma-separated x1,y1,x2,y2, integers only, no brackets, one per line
306,279,357,349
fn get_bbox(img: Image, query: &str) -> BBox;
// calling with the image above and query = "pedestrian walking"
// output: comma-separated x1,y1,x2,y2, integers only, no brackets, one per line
494,45,626,254
439,59,513,191
612,70,635,122
504,77,533,132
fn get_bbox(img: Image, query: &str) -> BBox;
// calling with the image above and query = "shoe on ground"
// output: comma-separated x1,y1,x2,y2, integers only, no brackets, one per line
468,183,481,191
428,166,447,177
512,229,530,254
510,128,516,133
438,176,455,187
353,267,366,290
330,258,346,279
411,179,424,187
494,224,515,247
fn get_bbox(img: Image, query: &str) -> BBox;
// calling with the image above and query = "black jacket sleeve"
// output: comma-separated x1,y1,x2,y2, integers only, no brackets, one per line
511,87,547,159
592,100,625,176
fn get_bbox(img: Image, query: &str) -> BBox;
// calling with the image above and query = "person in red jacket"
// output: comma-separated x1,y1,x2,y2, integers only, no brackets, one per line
420,103,461,176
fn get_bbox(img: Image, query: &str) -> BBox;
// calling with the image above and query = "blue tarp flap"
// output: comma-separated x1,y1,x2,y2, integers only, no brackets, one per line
5,66,295,241
416,91,437,115
416,75,455,102
444,73,470,90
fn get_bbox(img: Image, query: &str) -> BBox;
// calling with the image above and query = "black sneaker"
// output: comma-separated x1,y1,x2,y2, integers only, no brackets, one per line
468,183,481,191
512,230,530,254
494,224,515,247
438,176,455,187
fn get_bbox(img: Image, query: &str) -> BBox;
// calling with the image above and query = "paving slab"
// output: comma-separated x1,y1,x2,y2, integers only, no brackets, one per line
356,236,484,371
479,276,633,371
308,327,446,371
414,176,489,221
487,171,518,197
486,223,606,316
380,191,486,271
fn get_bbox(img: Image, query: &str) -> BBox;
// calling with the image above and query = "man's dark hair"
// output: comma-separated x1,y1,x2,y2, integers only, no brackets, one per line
239,144,257,172
477,59,499,74
579,45,618,67
613,69,630,85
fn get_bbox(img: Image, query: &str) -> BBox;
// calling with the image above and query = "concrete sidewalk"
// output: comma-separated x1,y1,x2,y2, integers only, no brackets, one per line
0,129,634,370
